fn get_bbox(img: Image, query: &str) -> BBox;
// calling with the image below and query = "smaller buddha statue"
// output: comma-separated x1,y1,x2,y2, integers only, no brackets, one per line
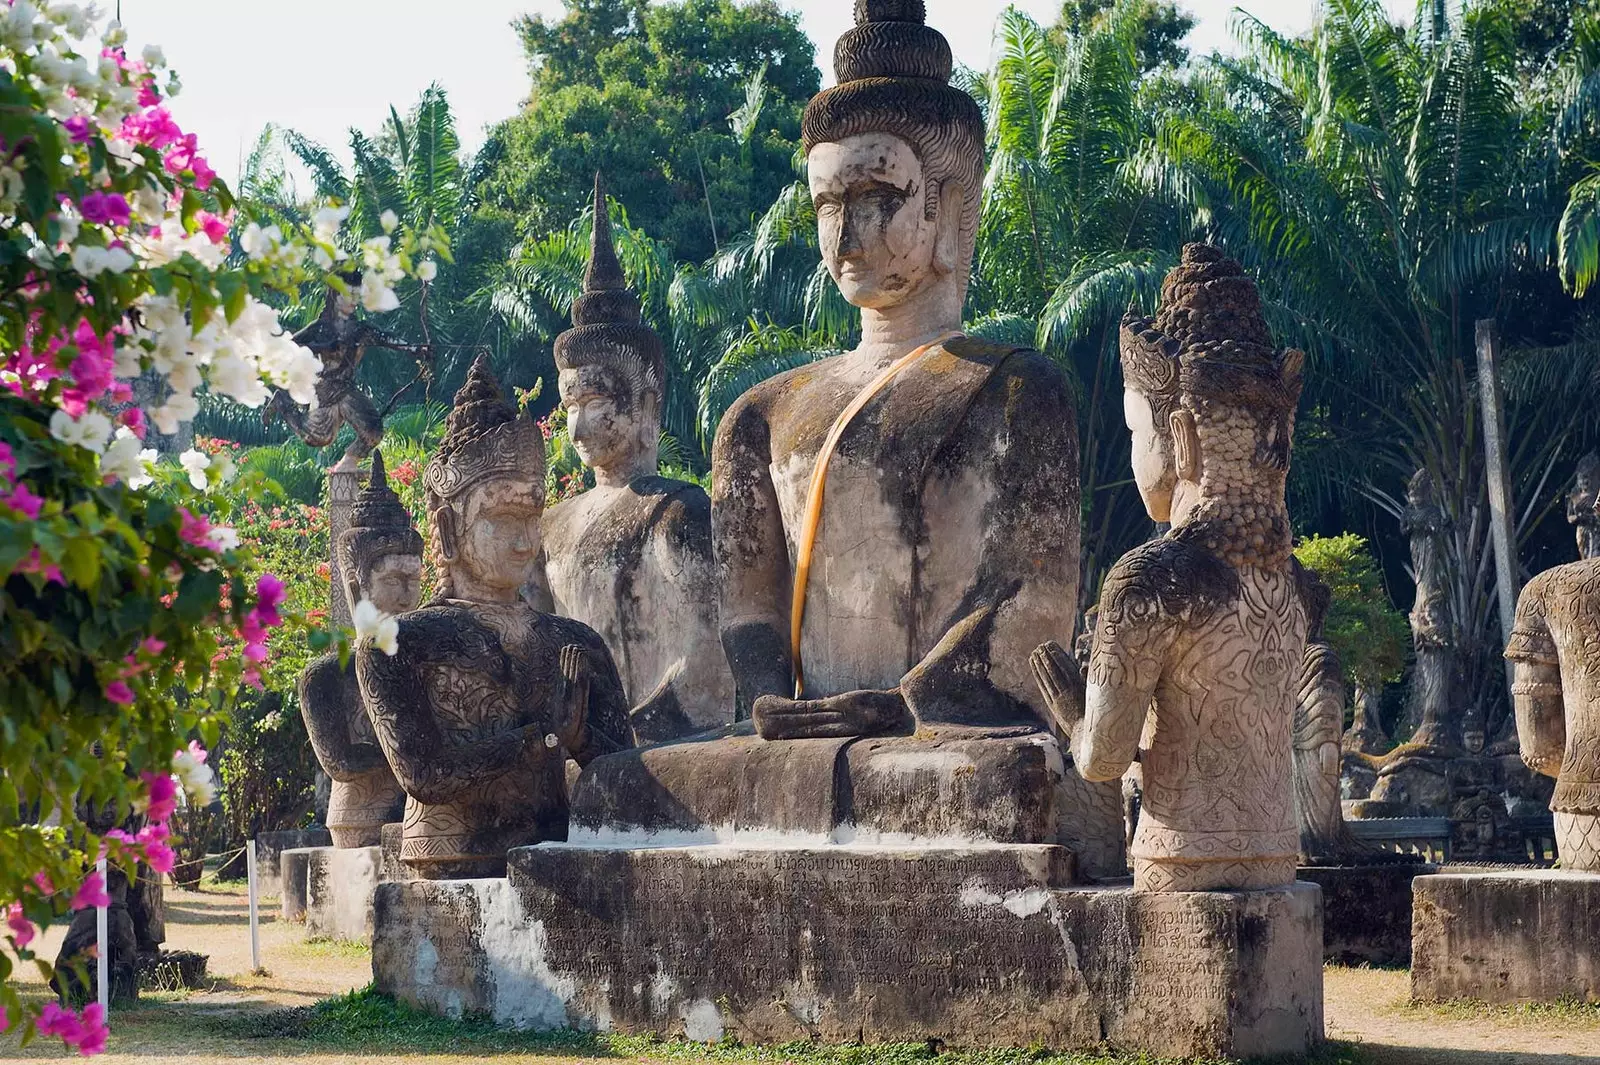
1033,244,1306,892
299,450,419,847
1505,512,1600,871
358,357,634,878
541,175,736,741
1569,452,1600,561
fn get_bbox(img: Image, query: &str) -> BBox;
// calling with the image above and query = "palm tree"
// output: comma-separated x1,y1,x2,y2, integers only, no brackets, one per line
1052,0,1600,732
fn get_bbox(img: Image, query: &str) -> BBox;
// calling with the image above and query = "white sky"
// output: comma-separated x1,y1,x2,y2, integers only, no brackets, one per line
112,0,1414,184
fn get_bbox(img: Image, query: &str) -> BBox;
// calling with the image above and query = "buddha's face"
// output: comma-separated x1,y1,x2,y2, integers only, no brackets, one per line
446,475,544,596
809,133,938,310
561,364,655,474
1124,388,1176,522
361,553,422,616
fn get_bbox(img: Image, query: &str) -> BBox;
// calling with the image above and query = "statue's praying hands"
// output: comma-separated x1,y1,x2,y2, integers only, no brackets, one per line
1030,640,1086,750
554,643,592,754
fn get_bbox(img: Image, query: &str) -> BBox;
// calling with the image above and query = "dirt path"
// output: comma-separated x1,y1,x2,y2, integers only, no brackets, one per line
9,887,1600,1063
1326,966,1600,1064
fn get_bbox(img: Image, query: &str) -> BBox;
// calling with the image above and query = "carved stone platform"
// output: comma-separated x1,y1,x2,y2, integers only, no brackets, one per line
1299,861,1430,966
279,845,381,941
372,844,1323,1057
1413,868,1600,1002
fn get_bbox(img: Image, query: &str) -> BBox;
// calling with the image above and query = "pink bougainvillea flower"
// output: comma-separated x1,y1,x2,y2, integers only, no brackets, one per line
142,838,175,875
137,822,170,844
176,507,211,548
0,441,15,482
0,1003,9,1034
5,481,43,520
186,740,208,765
34,1002,80,1041
14,547,65,585
141,636,166,656
103,679,134,705
140,771,178,822
120,107,181,149
194,211,229,244
120,406,146,439
254,573,286,626
138,79,161,107
63,115,91,143
6,902,35,948
80,191,131,228
75,1003,108,1055
33,872,54,894
241,667,263,691
70,871,110,911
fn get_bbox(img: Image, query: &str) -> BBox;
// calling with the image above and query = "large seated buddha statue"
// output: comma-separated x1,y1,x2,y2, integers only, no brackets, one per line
359,357,634,878
570,0,1123,873
541,175,736,742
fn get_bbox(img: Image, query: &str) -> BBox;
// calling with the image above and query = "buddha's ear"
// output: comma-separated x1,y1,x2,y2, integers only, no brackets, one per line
1170,409,1200,481
933,179,963,275
432,506,458,562
343,575,362,616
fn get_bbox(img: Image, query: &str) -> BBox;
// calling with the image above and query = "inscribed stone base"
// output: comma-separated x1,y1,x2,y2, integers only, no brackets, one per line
254,829,331,893
280,845,381,941
1299,861,1429,966
372,844,1323,1058
1412,869,1600,1002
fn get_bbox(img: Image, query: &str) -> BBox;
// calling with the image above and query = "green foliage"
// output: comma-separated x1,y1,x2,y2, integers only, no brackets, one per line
1295,534,1412,693
1053,0,1193,73
487,0,820,264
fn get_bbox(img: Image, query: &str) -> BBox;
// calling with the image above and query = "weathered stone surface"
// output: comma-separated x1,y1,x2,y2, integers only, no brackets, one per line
256,829,331,894
1412,869,1600,1002
1035,244,1307,892
359,358,634,879
1506,556,1600,870
280,847,313,923
379,821,409,884
1300,861,1427,965
543,175,734,740
571,723,1126,876
373,844,1323,1058
299,845,382,941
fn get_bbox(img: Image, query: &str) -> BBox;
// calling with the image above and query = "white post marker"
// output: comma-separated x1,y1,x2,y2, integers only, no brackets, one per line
246,840,261,972
94,856,109,1015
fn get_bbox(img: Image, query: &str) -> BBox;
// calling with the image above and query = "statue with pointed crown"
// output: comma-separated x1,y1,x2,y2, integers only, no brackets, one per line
357,357,634,878
1033,244,1308,891
298,449,419,847
540,176,735,741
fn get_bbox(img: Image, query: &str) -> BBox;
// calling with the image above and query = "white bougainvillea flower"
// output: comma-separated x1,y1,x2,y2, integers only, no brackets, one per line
379,209,398,233
177,448,209,490
416,259,437,282
204,525,240,552
101,427,156,489
48,409,112,453
353,598,399,656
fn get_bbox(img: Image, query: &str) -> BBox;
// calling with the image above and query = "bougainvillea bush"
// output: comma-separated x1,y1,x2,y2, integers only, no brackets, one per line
0,4,433,1053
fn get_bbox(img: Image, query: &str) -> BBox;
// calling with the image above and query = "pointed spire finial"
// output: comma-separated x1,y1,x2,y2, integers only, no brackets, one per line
585,171,625,295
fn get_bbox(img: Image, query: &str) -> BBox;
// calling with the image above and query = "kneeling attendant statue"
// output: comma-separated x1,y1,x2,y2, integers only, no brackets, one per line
1035,244,1307,891
359,356,633,878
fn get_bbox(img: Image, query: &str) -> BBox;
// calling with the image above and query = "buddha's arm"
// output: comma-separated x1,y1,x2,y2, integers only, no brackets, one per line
901,353,1080,726
711,391,793,704
356,634,542,805
565,632,635,765
1507,580,1565,778
298,655,389,780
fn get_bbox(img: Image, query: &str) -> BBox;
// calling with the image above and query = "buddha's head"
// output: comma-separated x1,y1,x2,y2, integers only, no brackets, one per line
1119,317,1182,522
424,356,547,602
1123,245,1303,566
554,174,664,483
802,0,982,313
337,449,424,616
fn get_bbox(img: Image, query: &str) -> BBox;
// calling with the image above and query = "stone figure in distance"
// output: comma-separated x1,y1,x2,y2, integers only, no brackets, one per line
1292,568,1363,862
358,357,633,878
1033,244,1307,891
298,449,418,847
1505,496,1600,870
541,174,735,742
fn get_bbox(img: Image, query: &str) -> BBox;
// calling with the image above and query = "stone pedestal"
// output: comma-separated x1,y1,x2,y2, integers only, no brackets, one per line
1413,868,1600,1002
1299,861,1429,966
255,828,332,894
373,844,1323,1058
280,845,382,941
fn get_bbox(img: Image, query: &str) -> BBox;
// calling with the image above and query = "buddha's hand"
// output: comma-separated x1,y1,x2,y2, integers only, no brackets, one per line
1030,640,1085,748
751,689,908,740
553,644,591,752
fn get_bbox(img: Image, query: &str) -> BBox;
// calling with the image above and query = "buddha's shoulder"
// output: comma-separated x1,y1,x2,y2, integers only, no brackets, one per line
1101,537,1239,624
946,339,1073,418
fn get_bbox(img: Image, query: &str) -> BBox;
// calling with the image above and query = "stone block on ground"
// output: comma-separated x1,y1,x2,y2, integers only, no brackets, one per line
373,844,1322,1058
285,845,382,941
1412,868,1600,1003
1299,860,1429,966
254,829,332,892
280,847,313,924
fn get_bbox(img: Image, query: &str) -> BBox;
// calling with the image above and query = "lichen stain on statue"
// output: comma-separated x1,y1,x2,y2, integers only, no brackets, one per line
1035,244,1307,892
298,449,418,847
1506,492,1600,870
566,0,1123,870
357,356,634,879
540,174,735,743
